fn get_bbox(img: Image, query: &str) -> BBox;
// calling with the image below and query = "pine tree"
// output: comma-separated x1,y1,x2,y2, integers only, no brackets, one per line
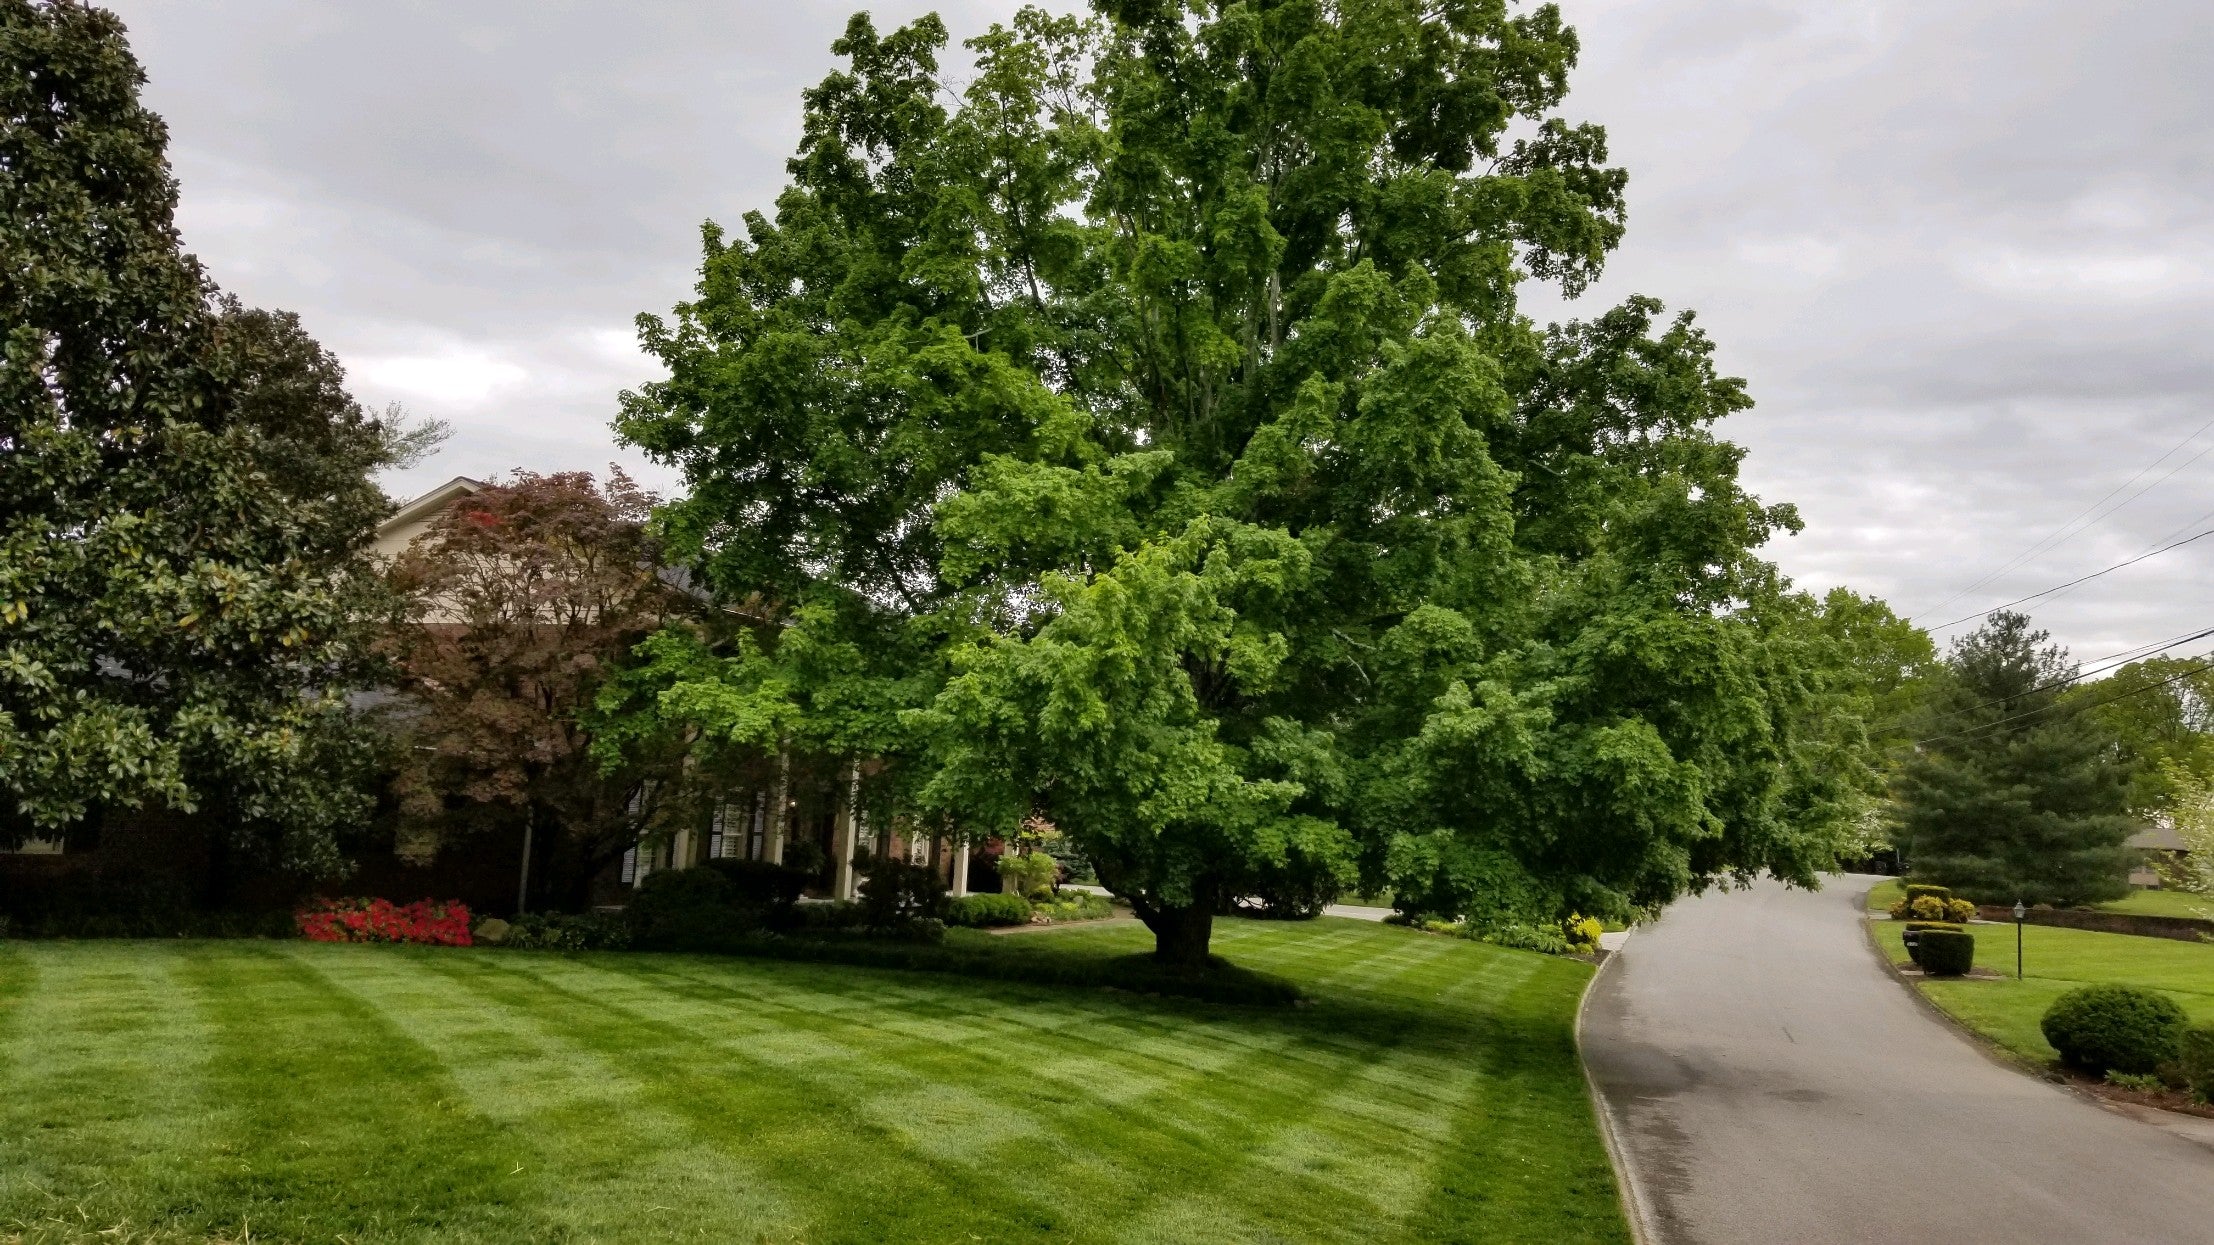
1895,612,2136,905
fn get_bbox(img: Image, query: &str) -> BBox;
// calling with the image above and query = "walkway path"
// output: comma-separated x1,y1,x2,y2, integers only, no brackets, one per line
1581,874,2214,1244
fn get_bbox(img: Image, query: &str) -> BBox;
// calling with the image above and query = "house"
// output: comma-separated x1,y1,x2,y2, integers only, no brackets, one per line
2127,819,2189,889
373,476,991,912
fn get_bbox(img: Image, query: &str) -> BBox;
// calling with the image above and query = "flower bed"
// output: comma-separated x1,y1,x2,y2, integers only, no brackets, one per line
296,898,473,946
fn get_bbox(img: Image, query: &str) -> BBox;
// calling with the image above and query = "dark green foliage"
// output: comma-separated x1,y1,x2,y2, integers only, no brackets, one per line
625,866,749,951
1915,929,1974,977
1,2,417,871
858,858,949,928
1905,884,1952,904
2178,1026,2214,1102
701,857,811,912
946,893,1033,927
1896,613,2136,907
0,864,293,939
2040,984,2187,1075
1235,839,1355,919
503,911,633,952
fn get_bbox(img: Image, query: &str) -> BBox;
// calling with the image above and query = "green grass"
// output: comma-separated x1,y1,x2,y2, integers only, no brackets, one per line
1872,919,2214,1066
0,920,1626,1244
2095,889,2214,920
1865,878,1904,912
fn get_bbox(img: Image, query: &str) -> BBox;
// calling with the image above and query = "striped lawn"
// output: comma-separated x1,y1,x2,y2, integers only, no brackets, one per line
0,918,1626,1244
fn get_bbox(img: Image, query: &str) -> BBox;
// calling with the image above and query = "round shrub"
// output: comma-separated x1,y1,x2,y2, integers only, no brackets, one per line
1909,895,1947,921
946,893,1034,928
1945,897,1977,923
2041,984,2187,1075
1916,929,1974,977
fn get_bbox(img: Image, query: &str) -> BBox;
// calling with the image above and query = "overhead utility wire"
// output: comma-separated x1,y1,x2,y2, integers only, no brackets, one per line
1917,414,2214,620
1928,527,2214,632
1909,655,2214,751
1878,623,2214,737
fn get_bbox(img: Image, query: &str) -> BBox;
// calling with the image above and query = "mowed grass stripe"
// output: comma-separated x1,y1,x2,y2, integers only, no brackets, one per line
289,943,809,1242
473,950,1401,1237
409,949,1086,1242
169,943,527,1242
0,944,230,1239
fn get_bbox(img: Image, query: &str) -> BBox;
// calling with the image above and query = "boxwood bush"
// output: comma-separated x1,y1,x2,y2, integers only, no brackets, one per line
1915,929,1974,977
946,893,1033,928
2040,984,2187,1075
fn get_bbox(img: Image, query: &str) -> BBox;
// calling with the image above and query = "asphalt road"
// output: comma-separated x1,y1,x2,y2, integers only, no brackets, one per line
1581,874,2214,1244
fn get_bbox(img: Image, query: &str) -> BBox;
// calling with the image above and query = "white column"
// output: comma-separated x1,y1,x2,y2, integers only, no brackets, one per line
950,836,970,898
833,760,859,900
766,744,789,864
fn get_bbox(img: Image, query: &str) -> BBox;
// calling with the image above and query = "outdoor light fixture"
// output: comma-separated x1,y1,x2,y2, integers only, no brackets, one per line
2013,900,2027,980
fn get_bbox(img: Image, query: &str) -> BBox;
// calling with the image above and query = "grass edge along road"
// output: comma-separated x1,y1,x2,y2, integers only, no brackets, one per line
1865,893,2214,1068
0,918,1629,1245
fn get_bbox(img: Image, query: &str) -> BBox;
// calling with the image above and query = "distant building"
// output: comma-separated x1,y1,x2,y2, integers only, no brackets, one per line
2126,819,2189,889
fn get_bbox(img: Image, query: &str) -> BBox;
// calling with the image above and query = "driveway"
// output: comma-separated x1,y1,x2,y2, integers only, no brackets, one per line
1581,874,2214,1244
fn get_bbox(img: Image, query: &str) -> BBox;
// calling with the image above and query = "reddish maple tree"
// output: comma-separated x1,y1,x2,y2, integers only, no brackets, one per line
384,469,695,911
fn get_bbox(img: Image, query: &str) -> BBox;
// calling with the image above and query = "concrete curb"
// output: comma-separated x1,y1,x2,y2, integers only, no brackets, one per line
1575,929,1654,1245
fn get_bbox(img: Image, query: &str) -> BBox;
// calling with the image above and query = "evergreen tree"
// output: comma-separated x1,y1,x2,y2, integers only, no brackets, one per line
1895,611,2135,905
0,1,417,871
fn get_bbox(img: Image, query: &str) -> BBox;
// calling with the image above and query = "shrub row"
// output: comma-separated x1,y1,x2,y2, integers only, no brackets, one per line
946,893,1033,928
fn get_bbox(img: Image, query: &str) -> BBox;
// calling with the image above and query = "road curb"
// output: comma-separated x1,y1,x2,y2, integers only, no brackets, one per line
1576,929,1655,1245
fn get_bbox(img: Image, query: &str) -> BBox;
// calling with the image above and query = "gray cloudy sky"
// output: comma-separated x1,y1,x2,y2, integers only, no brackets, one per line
108,1,2214,662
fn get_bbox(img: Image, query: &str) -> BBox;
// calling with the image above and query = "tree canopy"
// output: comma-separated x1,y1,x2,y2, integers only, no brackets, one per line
614,1,1885,961
0,0,417,870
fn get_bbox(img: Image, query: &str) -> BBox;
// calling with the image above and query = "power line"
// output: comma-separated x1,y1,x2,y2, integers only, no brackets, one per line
1916,414,2214,621
1911,654,2214,752
1927,527,2214,632
1878,623,2214,737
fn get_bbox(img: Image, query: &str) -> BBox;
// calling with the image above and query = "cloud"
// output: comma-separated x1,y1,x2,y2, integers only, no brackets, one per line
107,0,2214,664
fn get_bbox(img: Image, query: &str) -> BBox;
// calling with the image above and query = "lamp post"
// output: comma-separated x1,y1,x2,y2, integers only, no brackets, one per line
2013,900,2027,980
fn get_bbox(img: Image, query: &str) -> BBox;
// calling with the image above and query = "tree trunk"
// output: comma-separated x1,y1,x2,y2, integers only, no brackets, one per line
1143,903,1215,967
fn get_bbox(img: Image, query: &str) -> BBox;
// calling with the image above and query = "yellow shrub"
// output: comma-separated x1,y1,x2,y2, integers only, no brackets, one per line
1946,898,1977,923
1910,895,1946,921
1563,914,1603,953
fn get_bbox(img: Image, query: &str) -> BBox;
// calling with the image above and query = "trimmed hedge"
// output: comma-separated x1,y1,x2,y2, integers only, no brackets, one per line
1916,929,1974,977
1906,884,1953,904
947,893,1033,928
2040,984,2187,1075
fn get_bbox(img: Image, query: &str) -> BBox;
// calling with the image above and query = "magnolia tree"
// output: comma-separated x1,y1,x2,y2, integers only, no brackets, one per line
1,2,428,872
615,1,1883,963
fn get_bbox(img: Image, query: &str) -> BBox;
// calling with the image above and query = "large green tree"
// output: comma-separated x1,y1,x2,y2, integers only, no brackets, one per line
1894,611,2136,906
617,1,1877,962
0,1,418,872
2069,653,2214,811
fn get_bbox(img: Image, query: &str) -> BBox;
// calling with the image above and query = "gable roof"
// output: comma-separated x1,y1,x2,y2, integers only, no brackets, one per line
378,476,488,540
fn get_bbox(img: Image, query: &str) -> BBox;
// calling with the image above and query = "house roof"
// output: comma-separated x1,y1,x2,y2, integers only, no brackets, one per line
2129,820,2190,853
378,476,488,538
